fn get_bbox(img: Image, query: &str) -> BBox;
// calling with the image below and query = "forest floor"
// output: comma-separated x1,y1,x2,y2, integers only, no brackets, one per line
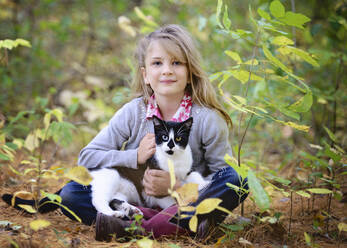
0,149,346,248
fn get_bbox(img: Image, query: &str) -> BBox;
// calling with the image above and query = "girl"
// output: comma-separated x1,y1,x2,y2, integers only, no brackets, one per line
3,24,248,241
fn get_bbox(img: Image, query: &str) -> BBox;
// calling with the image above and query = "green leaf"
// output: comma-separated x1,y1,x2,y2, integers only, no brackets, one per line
269,0,285,18
229,70,263,84
271,36,294,46
224,154,248,178
277,106,300,120
0,153,10,161
14,38,31,48
263,45,292,74
257,8,271,21
288,92,313,113
216,0,224,29
282,12,310,29
134,7,158,28
295,190,311,198
223,5,231,30
287,46,319,67
306,188,332,194
248,170,270,212
48,121,76,146
304,232,311,245
40,191,62,203
225,50,242,64
323,126,337,143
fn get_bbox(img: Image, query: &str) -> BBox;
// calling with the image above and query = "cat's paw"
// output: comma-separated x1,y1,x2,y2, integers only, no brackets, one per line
109,199,143,219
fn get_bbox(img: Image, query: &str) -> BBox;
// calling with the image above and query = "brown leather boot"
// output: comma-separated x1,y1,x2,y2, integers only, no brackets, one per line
95,213,145,242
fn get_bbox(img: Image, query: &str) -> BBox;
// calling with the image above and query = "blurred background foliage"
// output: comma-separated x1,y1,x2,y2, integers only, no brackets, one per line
0,0,346,160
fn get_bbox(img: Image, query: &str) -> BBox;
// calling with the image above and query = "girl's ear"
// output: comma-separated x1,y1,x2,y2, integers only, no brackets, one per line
141,67,150,85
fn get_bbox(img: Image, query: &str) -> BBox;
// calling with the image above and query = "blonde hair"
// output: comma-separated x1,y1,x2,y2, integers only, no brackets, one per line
132,24,232,127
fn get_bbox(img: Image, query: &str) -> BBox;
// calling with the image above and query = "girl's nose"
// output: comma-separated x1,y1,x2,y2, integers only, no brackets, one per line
162,63,173,75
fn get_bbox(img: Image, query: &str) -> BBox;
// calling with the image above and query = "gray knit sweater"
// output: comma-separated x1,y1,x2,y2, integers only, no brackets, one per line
78,97,232,179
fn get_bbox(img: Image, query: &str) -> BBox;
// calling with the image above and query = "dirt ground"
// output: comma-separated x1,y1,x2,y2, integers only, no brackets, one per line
0,150,346,248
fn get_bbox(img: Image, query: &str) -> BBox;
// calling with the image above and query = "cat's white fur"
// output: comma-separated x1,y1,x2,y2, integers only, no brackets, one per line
90,129,209,218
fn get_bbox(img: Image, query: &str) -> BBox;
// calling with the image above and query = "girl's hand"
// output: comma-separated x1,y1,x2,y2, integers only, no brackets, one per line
137,133,156,165
143,169,181,196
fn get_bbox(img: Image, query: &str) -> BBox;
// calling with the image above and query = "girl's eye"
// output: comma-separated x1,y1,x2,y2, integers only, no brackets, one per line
173,61,181,66
162,135,168,141
152,61,161,66
175,137,182,142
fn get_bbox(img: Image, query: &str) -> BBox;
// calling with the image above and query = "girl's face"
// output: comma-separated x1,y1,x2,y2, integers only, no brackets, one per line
142,40,188,100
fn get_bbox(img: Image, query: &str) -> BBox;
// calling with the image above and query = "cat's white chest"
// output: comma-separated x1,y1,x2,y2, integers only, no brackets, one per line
155,145,193,180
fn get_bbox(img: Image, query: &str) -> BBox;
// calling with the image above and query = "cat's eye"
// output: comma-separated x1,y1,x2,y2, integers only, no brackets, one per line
175,137,182,142
162,135,168,141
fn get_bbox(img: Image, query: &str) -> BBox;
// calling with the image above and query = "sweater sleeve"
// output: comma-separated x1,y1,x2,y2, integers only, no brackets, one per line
200,109,232,179
77,101,139,170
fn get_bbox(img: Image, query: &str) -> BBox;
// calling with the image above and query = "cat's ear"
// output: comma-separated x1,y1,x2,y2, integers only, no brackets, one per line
152,115,164,127
182,117,193,130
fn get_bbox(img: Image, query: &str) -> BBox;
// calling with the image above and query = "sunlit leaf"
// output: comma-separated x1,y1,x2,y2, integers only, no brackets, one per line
225,50,242,64
257,8,271,20
189,215,198,232
118,16,136,37
29,219,50,231
270,0,285,18
134,7,158,28
248,170,270,212
41,191,62,203
306,188,332,194
216,0,224,29
244,59,259,65
229,70,263,84
224,153,249,178
282,12,311,29
14,39,31,48
288,91,313,113
168,159,176,190
338,223,347,233
65,166,92,186
272,36,294,46
233,95,247,105
176,183,198,206
304,232,311,245
295,190,311,198
287,46,319,67
179,206,196,212
223,5,231,30
24,132,39,152
196,198,222,215
18,204,37,213
323,126,337,143
284,121,310,132
136,237,153,248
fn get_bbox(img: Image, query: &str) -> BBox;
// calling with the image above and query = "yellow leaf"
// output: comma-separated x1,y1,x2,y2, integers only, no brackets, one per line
65,166,92,186
196,198,222,215
285,121,310,132
24,132,39,152
43,113,51,131
18,204,37,213
189,215,198,233
176,183,199,206
12,191,34,206
272,36,294,46
179,206,196,212
136,237,153,248
244,59,259,65
30,219,50,231
168,159,176,190
338,223,347,233
225,50,242,64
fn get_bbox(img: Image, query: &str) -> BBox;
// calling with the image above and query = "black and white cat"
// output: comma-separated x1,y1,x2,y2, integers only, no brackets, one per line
90,116,209,219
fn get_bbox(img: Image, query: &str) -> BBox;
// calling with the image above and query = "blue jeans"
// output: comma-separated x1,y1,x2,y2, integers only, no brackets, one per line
58,166,248,227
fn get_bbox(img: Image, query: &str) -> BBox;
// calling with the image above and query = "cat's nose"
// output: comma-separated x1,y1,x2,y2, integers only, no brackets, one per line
167,139,175,149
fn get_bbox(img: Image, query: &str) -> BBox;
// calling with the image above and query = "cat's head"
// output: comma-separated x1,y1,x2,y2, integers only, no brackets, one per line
152,115,193,156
